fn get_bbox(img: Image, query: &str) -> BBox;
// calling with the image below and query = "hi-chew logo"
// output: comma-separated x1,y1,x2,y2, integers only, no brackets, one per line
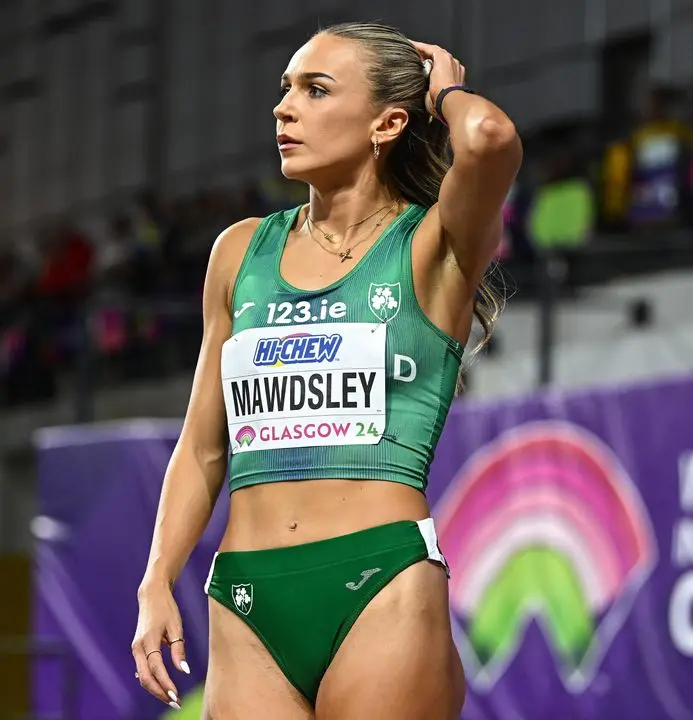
435,422,657,693
253,332,342,367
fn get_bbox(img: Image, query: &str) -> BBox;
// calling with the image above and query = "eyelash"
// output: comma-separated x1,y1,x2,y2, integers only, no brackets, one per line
279,85,327,99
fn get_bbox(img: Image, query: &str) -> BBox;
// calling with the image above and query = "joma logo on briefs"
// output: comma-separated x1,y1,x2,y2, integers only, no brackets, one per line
253,333,342,366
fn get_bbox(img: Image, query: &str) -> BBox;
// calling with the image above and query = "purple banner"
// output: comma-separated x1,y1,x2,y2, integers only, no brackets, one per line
428,375,693,720
32,420,224,720
32,375,693,718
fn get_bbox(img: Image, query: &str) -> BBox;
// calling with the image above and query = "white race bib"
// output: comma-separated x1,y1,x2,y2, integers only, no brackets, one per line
221,322,386,453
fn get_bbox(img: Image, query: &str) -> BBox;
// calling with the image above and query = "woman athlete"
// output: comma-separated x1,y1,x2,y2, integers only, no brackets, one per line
132,22,521,720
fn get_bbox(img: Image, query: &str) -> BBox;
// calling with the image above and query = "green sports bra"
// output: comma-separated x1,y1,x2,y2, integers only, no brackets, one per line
221,204,464,493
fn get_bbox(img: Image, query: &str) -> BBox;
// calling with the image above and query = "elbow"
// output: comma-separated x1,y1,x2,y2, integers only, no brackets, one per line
465,114,522,164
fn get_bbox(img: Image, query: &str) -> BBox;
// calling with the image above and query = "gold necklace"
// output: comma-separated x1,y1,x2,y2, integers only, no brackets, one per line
307,202,393,243
307,203,396,262
306,201,400,262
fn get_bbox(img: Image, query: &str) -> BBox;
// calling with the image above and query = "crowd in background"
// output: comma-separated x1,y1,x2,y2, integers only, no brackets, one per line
0,186,270,405
1,86,693,408
501,87,693,262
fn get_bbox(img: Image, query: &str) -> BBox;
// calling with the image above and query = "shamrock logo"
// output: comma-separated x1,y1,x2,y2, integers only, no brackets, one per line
368,282,401,321
231,584,253,615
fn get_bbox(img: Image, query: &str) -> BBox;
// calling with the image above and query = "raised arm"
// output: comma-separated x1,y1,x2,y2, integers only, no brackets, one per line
132,217,259,708
415,42,522,287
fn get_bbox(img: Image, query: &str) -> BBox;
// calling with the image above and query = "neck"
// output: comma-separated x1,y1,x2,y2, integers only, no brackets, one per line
307,179,400,232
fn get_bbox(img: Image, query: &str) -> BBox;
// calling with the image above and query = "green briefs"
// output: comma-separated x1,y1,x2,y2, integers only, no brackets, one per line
204,518,448,705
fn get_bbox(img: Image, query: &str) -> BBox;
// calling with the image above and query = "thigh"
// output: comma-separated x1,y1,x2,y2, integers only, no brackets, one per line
203,597,314,720
315,560,466,720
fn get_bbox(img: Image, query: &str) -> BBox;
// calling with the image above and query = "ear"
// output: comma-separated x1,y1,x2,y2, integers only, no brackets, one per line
371,107,409,148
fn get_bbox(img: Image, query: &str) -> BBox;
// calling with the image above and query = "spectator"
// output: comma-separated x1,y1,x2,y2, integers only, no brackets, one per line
604,87,693,229
97,215,136,297
528,150,595,250
133,190,164,251
601,138,632,231
36,219,94,301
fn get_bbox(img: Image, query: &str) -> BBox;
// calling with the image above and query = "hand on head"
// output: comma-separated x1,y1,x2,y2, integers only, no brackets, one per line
410,41,467,121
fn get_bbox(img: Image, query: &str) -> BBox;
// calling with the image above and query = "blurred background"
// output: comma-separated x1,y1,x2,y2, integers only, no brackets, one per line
1,0,693,718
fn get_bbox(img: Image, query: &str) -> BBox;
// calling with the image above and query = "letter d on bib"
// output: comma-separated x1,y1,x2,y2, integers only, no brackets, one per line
394,354,417,382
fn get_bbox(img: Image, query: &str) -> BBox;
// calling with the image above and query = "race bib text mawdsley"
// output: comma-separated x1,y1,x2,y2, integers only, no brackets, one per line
221,322,387,453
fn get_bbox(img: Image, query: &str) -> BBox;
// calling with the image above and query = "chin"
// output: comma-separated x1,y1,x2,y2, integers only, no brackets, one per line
279,159,318,184
279,164,304,181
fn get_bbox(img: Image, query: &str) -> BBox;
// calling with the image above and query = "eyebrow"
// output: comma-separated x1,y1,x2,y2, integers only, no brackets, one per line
280,71,336,83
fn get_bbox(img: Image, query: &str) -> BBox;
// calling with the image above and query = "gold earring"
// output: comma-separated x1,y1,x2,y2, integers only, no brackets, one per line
373,139,380,160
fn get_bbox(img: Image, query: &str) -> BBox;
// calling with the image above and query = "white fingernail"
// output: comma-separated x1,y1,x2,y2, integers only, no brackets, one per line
180,661,190,675
167,690,178,703
168,701,181,711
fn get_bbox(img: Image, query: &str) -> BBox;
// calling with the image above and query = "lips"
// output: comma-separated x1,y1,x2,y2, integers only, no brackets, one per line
277,134,302,149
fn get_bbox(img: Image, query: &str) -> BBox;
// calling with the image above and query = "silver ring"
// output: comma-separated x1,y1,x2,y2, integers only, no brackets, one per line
135,672,139,679
169,637,184,645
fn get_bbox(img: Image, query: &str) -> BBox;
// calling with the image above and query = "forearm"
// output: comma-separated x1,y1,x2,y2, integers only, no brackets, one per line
139,442,227,592
442,91,519,161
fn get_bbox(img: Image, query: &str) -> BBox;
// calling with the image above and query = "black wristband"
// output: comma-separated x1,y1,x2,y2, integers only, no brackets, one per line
435,85,476,125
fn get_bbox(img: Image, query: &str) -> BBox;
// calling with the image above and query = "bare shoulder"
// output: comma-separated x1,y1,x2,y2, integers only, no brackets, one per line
211,216,264,269
206,216,263,287
201,217,265,314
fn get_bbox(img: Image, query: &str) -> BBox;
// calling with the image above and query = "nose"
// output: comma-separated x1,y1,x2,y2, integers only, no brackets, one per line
273,92,296,123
